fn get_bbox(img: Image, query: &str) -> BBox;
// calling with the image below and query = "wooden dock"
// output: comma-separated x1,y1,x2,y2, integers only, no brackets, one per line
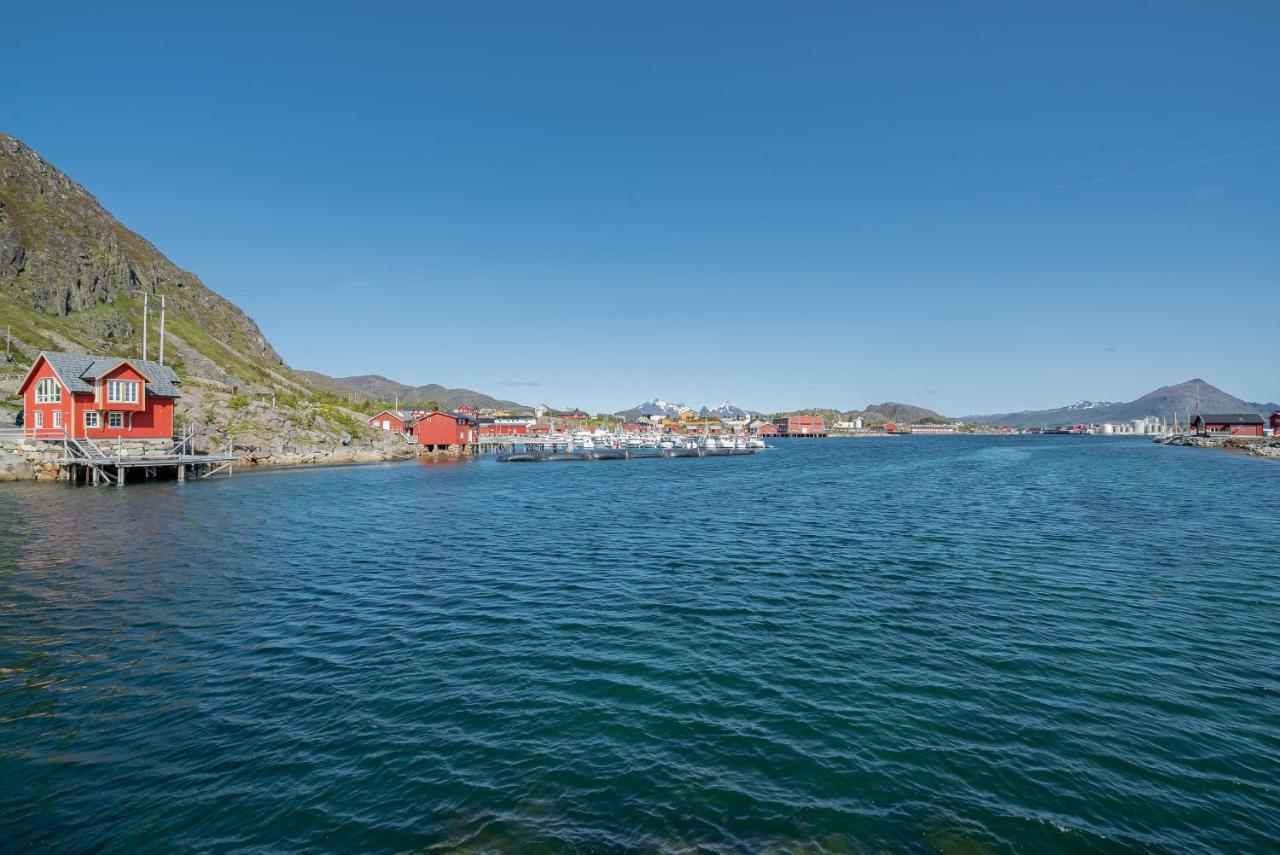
52,429,237,486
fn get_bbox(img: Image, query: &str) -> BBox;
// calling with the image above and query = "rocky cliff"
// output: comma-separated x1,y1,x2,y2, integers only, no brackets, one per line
0,132,407,471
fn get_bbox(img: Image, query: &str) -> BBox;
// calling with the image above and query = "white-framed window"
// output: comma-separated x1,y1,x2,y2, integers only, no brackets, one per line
85,411,100,429
34,411,43,428
35,377,61,403
107,380,139,403
52,411,62,428
108,412,124,429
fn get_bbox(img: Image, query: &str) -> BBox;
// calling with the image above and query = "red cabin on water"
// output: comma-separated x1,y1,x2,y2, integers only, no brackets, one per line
413,411,477,450
772,414,826,437
18,351,180,441
1192,413,1265,437
756,422,779,437
369,410,411,433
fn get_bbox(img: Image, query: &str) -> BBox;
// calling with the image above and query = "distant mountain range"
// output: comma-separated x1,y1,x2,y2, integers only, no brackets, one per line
965,379,1279,428
297,371,530,411
615,399,761,420
854,401,949,425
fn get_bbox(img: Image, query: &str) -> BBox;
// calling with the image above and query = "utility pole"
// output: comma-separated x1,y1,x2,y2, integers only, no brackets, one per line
159,295,166,365
142,294,149,361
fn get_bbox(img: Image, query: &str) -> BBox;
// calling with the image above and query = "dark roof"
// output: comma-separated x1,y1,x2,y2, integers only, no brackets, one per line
418,411,477,424
1195,413,1264,425
36,351,180,398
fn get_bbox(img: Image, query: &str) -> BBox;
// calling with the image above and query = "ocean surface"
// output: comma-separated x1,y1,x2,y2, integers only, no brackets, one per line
1,436,1278,852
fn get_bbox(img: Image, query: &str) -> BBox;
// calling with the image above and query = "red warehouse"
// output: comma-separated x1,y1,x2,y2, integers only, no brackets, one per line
369,410,411,432
19,351,179,441
771,414,826,437
414,411,477,450
1191,413,1265,437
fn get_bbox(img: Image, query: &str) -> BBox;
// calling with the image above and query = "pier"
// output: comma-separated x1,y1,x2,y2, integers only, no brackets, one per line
2,427,238,486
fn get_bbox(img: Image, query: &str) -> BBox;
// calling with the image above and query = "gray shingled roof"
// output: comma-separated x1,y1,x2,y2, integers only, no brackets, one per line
39,351,181,398
1195,413,1264,425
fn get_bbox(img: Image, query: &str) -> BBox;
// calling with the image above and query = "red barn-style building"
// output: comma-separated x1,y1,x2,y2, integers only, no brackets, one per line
756,422,779,437
1192,413,1265,437
1270,412,1280,435
414,411,477,450
19,351,180,441
369,410,411,433
772,414,826,437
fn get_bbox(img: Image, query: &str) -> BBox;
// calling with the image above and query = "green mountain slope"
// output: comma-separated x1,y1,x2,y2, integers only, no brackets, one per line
299,371,530,411
0,132,300,390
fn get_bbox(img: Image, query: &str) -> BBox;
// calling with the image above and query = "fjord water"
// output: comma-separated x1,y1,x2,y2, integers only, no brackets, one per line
2,437,1278,852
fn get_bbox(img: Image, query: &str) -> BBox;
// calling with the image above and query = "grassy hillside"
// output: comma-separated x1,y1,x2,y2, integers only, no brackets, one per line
301,371,531,412
0,132,295,388
0,132,406,458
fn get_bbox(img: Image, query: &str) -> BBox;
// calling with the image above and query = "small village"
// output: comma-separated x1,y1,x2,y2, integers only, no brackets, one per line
4,348,1280,484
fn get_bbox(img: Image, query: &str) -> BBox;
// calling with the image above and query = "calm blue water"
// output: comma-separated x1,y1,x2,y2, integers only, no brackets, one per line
2,436,1278,852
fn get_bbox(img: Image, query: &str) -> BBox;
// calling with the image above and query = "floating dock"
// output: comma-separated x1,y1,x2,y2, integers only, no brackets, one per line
491,438,759,463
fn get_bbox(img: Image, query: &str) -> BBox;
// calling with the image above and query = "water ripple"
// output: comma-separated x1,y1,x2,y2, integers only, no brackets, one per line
1,437,1279,851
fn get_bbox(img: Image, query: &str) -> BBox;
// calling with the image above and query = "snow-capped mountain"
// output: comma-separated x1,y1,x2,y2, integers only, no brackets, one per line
616,399,759,420
699,401,753,419
1066,400,1113,411
628,399,695,418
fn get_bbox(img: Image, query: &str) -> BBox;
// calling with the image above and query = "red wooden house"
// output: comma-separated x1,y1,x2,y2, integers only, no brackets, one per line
19,351,180,441
413,411,477,450
369,410,411,433
755,422,779,437
1192,413,1265,437
1271,412,1280,435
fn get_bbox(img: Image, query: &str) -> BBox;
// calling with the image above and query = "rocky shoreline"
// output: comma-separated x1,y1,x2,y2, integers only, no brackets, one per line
1156,434,1280,460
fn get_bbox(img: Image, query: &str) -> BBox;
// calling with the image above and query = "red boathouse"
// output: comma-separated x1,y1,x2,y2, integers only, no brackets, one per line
19,351,180,441
771,414,826,437
413,411,477,451
1191,413,1265,437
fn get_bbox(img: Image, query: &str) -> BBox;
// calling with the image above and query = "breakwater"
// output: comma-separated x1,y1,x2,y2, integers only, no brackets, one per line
1157,433,1280,459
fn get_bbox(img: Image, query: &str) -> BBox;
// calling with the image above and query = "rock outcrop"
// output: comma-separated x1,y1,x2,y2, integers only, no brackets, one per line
1157,434,1280,460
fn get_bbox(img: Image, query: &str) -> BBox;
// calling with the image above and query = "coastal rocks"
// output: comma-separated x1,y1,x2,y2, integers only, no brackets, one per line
0,437,69,480
0,451,34,481
1158,434,1280,460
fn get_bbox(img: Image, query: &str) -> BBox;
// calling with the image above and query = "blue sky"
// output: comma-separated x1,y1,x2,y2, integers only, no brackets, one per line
8,2,1279,414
